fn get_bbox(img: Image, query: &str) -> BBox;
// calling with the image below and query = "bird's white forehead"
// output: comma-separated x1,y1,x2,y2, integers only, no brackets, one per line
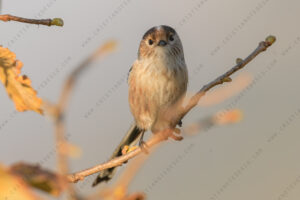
156,26,163,31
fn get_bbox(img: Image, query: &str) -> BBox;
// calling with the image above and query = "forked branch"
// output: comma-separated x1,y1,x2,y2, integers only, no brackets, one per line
67,35,276,183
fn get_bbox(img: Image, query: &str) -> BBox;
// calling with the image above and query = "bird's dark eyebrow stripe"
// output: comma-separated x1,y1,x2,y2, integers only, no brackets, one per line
162,25,176,35
142,27,156,39
142,25,176,39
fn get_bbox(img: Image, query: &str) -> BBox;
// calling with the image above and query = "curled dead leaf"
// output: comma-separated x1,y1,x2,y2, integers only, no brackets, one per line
0,46,43,114
10,162,68,197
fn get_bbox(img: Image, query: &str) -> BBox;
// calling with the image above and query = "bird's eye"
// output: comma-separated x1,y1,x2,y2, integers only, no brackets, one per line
169,35,174,41
148,39,154,45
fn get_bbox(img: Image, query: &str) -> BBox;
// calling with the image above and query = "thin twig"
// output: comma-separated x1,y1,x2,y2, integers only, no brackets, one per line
67,35,276,183
54,42,108,173
0,14,63,26
53,41,116,198
180,36,276,119
53,47,95,200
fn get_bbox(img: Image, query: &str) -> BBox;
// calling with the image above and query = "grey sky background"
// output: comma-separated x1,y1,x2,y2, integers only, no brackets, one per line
0,0,300,199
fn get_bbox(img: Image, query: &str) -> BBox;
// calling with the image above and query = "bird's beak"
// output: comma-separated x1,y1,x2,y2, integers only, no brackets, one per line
158,40,167,46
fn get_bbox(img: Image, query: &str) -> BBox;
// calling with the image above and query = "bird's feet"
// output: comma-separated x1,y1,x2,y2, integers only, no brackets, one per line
158,128,183,141
139,130,149,154
171,127,183,141
122,145,138,155
139,140,149,154
177,120,183,127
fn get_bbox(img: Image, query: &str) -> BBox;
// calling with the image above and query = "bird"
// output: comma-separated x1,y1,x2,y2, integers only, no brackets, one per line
92,25,188,186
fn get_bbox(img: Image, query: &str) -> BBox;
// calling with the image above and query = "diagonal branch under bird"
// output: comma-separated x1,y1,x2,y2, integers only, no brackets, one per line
67,35,276,183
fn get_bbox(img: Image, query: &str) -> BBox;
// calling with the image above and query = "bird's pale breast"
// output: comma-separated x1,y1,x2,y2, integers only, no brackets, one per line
128,56,188,132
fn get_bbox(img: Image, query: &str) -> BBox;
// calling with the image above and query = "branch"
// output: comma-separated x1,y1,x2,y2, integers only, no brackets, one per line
54,42,116,173
180,35,276,119
0,14,63,26
49,41,116,198
67,35,276,183
67,130,169,183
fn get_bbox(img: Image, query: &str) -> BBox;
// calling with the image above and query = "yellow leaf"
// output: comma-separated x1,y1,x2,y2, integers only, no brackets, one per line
121,145,138,155
0,46,43,114
0,164,40,200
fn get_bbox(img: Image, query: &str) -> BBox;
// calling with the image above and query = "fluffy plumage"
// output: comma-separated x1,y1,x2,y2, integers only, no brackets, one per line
93,25,188,186
129,25,188,133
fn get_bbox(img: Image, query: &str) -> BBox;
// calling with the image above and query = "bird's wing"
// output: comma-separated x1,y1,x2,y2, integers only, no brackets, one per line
127,65,133,83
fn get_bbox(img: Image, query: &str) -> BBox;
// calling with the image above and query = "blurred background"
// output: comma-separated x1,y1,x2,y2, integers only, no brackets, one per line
0,0,300,199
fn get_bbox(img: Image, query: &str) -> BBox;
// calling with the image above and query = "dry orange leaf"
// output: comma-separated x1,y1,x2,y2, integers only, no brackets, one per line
0,164,40,200
0,46,43,114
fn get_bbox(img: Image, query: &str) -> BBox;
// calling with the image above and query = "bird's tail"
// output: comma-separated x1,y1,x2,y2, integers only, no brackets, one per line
92,124,143,187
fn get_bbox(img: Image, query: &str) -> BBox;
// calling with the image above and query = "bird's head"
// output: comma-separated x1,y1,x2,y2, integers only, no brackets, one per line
138,25,184,60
